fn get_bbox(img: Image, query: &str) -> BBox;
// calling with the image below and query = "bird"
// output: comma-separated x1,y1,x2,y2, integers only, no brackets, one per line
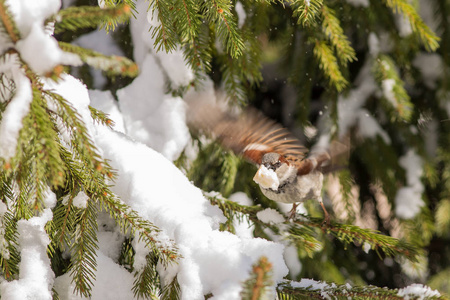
186,95,336,223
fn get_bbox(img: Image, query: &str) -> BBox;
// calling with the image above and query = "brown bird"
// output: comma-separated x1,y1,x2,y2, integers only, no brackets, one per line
186,96,335,222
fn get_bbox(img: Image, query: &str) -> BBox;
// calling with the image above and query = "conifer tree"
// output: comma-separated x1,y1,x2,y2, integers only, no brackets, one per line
0,0,448,299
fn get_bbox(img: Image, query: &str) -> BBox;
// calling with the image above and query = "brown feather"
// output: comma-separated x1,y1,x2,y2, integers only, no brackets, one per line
186,98,307,165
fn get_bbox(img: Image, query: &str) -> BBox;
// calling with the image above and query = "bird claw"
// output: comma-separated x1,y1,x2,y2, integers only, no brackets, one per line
287,203,299,220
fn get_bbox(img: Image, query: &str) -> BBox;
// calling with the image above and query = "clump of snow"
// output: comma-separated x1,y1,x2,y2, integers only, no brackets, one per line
117,55,190,161
235,2,246,28
356,109,391,144
382,78,397,107
337,59,392,145
229,192,254,239
396,14,413,37
283,245,302,277
253,165,280,190
346,0,369,7
72,191,89,209
0,66,32,159
395,150,424,219
0,193,55,300
7,0,81,74
363,242,371,254
368,32,380,56
413,53,443,89
397,284,440,299
72,30,125,89
256,208,285,224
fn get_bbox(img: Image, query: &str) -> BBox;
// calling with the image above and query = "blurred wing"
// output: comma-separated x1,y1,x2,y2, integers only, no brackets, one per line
187,98,307,165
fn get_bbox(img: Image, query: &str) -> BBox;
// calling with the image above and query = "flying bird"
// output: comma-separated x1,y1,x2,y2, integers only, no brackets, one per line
186,96,336,222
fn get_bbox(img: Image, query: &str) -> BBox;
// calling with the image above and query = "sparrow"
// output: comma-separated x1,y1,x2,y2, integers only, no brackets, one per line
186,96,333,222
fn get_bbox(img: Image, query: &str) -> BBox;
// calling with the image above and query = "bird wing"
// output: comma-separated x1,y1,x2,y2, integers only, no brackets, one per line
186,98,307,165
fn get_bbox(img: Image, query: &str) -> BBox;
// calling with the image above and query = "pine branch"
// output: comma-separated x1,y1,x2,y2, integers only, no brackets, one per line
313,40,348,91
383,0,440,51
54,4,132,34
58,42,138,78
241,256,274,300
372,54,413,122
320,5,356,65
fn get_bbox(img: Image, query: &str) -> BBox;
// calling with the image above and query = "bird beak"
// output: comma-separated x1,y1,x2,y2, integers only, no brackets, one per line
253,165,280,190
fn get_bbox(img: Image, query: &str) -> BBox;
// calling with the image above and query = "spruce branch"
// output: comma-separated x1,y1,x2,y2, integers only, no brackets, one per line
148,0,179,53
0,0,20,43
131,252,159,299
160,275,181,300
0,210,20,281
294,217,420,262
320,5,356,65
69,196,99,297
204,0,245,58
241,256,274,300
54,4,132,34
89,105,115,129
291,0,323,27
277,279,444,299
206,193,420,262
58,42,139,78
383,0,440,51
172,0,202,68
313,40,348,91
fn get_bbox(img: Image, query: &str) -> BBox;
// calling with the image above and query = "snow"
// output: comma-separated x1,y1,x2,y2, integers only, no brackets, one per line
253,165,280,190
346,0,369,7
0,191,56,300
229,192,254,239
0,0,442,299
397,284,440,299
368,32,380,56
94,126,289,299
337,56,391,144
8,0,81,74
54,251,136,300
117,55,190,161
72,191,89,209
395,150,425,219
89,90,126,133
256,208,285,224
0,66,32,159
235,2,246,28
382,78,397,107
413,53,443,89
72,30,124,89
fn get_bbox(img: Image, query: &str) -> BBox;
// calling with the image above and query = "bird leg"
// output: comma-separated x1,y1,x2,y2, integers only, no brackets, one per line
288,203,299,219
320,201,331,225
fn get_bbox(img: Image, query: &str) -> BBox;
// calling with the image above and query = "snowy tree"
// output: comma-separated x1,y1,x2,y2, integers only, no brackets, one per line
0,0,448,299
